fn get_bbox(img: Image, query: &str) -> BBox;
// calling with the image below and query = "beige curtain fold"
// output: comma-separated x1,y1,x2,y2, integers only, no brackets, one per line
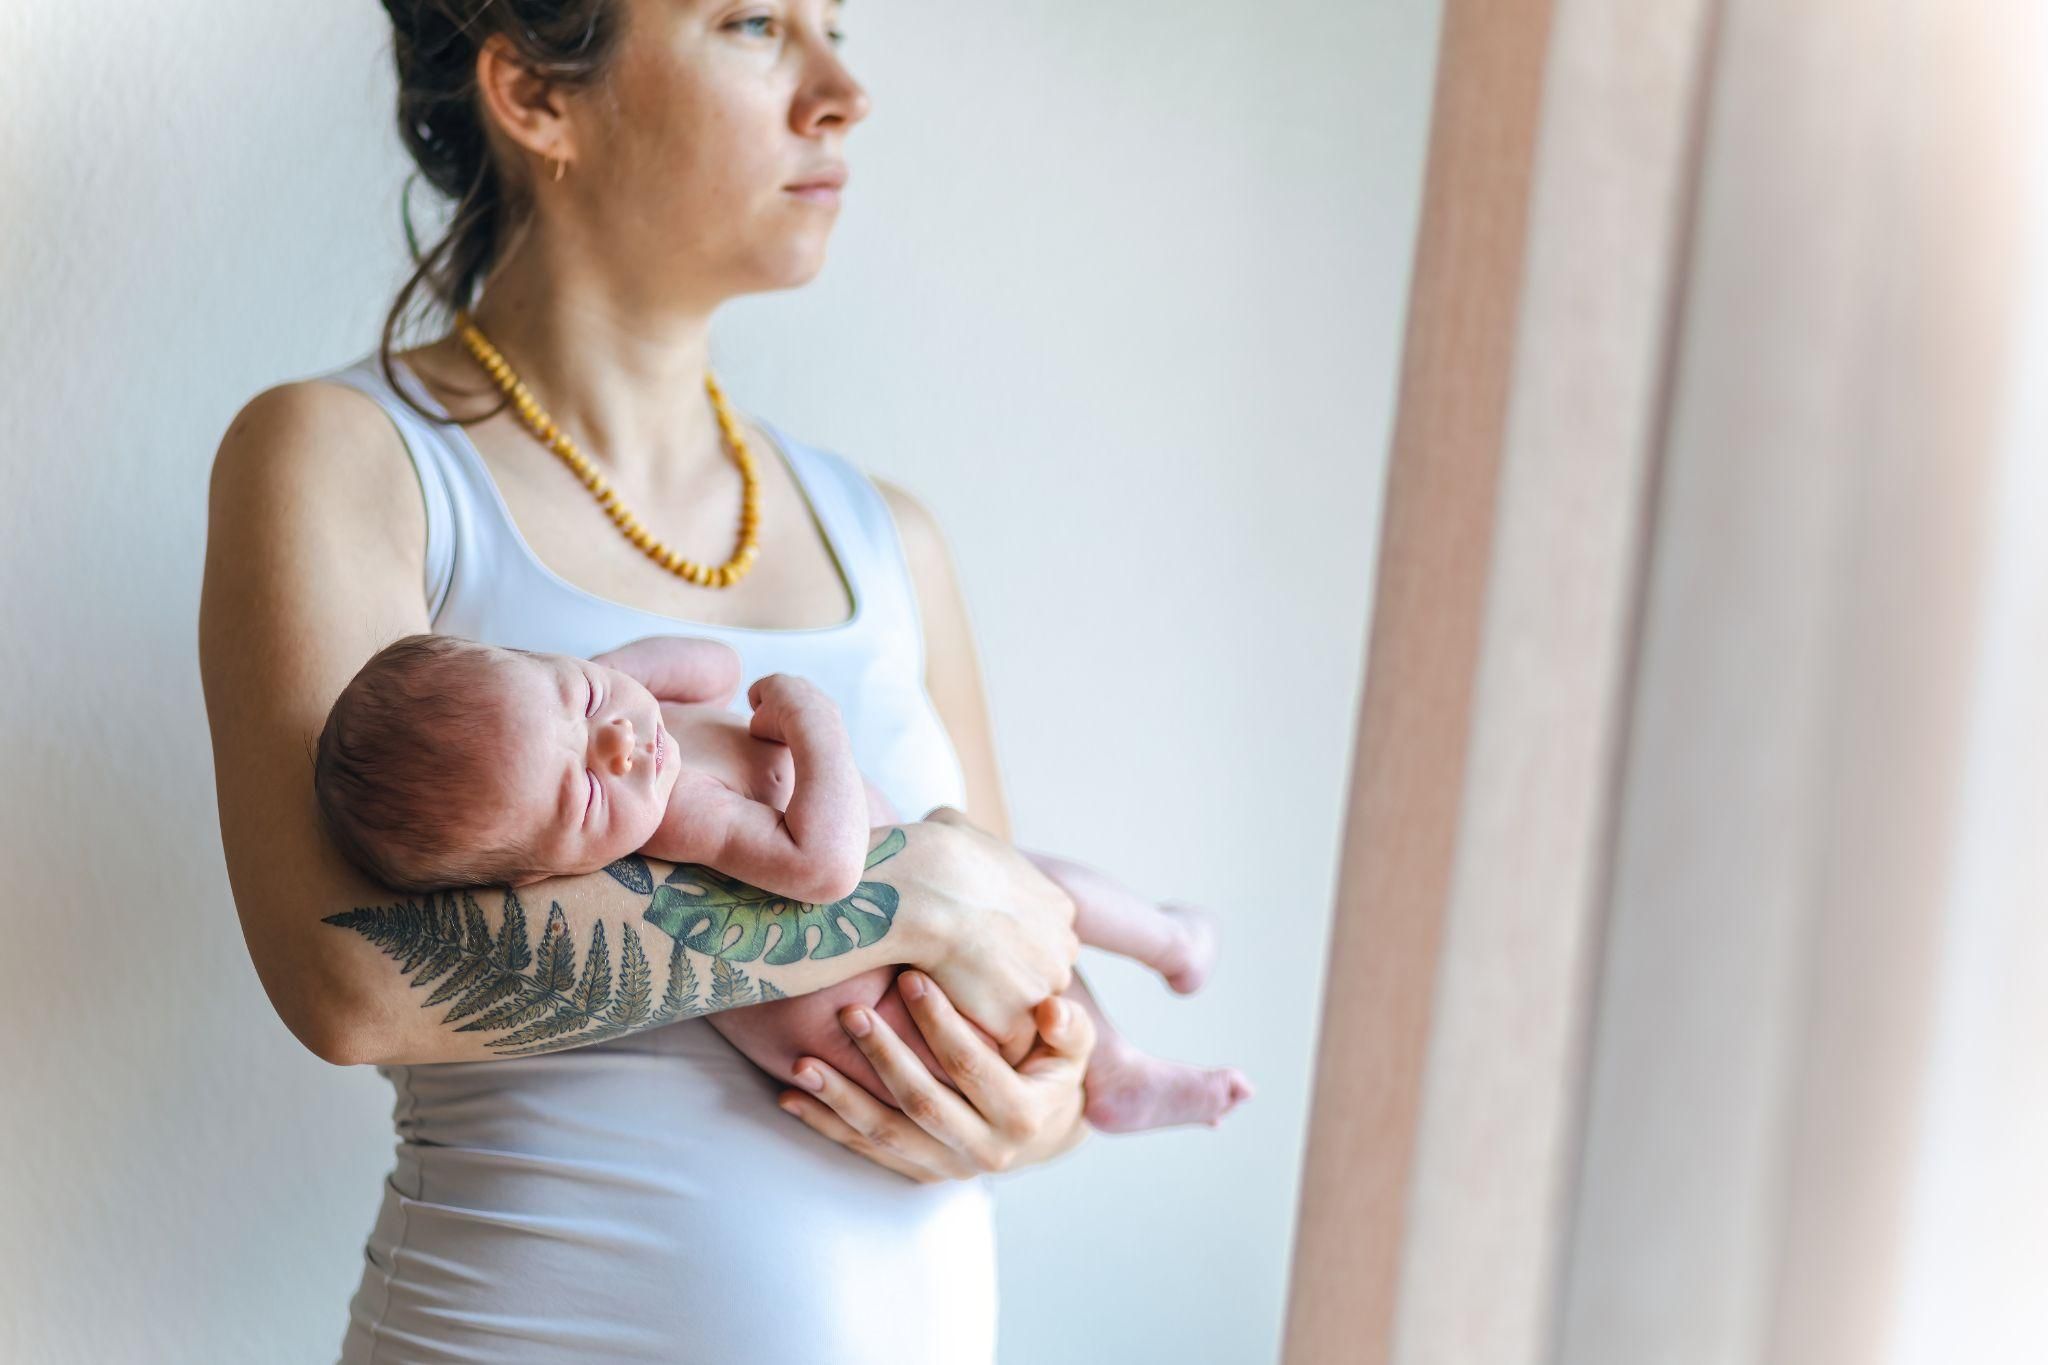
1284,2,2039,1361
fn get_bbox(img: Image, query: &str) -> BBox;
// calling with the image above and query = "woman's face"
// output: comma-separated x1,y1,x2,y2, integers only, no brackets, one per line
570,0,868,304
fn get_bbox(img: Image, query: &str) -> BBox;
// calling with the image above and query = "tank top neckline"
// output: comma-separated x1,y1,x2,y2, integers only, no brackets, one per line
386,353,867,641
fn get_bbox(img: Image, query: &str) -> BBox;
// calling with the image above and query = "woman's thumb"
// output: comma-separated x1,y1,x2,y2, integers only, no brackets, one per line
1036,995,1091,1055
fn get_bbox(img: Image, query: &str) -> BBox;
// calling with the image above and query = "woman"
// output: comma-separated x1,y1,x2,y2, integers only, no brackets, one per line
197,2,1095,1360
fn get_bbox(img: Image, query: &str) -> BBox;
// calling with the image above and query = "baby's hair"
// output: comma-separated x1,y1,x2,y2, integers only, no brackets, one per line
313,633,549,893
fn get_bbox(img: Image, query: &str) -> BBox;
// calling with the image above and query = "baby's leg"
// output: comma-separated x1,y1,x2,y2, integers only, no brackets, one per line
1067,972,1253,1133
1020,848,1218,994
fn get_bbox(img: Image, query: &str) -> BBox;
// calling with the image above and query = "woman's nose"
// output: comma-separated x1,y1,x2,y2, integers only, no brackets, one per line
594,716,636,776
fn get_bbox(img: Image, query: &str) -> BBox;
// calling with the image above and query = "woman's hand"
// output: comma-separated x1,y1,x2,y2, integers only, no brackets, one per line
776,970,1094,1183
906,807,1081,1066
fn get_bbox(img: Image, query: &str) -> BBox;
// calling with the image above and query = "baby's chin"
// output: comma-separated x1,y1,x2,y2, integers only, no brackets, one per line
579,816,669,877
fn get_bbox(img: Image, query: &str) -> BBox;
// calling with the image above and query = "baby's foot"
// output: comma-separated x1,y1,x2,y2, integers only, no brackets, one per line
1083,1049,1254,1134
1156,901,1219,995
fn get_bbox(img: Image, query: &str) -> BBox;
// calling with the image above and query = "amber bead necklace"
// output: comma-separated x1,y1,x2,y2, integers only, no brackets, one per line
452,309,761,588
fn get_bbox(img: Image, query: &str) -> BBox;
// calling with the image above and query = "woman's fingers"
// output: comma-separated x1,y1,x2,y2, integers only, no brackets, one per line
780,1056,975,1181
836,1003,1016,1170
895,970,1028,1125
1019,993,1097,1077
1015,996,1094,1159
777,1090,942,1184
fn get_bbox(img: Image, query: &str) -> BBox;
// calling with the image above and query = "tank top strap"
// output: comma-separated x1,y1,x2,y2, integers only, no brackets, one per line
308,350,925,664
756,421,929,675
310,354,459,621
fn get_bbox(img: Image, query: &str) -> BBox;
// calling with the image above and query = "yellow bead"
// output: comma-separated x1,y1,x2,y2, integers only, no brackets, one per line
460,317,765,590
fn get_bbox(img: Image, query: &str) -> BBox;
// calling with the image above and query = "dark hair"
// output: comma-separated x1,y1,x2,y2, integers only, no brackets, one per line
374,0,628,428
314,633,548,892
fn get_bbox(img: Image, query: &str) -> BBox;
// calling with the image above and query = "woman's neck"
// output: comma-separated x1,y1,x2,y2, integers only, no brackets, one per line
454,243,730,488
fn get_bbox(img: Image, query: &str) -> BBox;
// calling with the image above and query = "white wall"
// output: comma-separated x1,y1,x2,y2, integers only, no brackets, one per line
1889,32,2048,1364
0,3,1437,1362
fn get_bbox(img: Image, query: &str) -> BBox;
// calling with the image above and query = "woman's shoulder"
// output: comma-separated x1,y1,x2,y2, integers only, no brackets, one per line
215,371,407,495
869,474,948,572
208,372,427,573
762,422,948,562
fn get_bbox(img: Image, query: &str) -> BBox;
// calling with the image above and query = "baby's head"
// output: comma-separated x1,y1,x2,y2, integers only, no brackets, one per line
314,634,681,892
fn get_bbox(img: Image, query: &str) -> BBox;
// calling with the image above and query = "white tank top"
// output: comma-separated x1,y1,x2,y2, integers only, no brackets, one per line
312,351,994,1365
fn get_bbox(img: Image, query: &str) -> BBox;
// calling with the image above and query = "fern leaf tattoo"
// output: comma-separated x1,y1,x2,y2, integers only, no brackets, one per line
321,827,910,1057
324,894,705,1056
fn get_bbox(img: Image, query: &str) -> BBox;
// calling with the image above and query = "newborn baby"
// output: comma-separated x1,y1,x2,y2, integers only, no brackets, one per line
315,632,1252,1134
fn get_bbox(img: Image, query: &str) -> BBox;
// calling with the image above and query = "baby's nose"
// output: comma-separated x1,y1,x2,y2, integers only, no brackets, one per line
596,716,636,775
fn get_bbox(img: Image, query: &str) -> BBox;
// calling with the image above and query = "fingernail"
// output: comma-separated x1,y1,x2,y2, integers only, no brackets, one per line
842,1008,872,1039
779,1098,803,1116
900,971,926,1001
795,1064,824,1091
1051,1000,1069,1028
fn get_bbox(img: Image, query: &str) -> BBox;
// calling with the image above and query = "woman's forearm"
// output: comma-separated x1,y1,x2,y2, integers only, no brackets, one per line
311,824,949,1066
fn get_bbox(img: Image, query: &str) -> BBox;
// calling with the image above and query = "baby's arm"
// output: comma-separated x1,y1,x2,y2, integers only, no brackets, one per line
591,634,743,706
644,675,871,905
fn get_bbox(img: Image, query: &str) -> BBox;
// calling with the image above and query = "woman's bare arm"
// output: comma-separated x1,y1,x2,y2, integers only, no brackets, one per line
200,384,1070,1068
875,480,1016,843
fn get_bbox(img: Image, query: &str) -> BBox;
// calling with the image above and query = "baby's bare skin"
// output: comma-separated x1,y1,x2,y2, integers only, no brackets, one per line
471,635,1251,1132
645,681,1252,1133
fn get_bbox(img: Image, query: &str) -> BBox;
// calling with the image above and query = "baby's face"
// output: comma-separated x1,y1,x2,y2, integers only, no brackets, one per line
478,649,683,878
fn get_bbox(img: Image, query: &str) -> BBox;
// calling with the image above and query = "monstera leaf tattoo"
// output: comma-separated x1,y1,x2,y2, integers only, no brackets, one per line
322,828,905,1057
642,826,906,965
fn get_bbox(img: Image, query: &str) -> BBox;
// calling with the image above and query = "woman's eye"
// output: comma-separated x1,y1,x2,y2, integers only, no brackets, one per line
586,679,598,717
727,14,843,46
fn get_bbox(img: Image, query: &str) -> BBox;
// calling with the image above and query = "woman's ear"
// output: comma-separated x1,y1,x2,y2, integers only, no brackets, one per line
473,31,581,179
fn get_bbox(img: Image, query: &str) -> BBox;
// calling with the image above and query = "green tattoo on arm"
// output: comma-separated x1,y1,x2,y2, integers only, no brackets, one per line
322,827,909,1058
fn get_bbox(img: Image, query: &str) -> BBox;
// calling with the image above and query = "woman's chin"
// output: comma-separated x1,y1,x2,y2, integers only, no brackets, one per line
747,234,834,291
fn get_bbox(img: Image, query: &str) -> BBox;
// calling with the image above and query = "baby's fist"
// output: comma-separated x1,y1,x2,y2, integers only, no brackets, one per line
746,673,839,745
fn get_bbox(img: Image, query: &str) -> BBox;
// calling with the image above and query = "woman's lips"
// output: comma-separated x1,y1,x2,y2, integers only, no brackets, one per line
785,186,841,205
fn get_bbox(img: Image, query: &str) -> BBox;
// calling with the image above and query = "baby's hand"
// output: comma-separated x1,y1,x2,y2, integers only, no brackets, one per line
678,673,866,904
746,673,842,749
